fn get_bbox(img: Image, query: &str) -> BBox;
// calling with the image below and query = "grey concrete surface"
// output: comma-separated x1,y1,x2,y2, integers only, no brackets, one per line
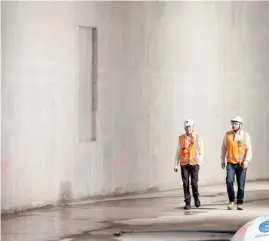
2,1,269,212
1,181,269,241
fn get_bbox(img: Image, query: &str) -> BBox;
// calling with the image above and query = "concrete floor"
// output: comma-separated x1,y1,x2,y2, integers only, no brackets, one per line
1,181,269,241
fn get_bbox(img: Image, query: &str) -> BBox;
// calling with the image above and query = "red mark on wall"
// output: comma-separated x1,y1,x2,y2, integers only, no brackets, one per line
1,158,10,178
115,152,126,171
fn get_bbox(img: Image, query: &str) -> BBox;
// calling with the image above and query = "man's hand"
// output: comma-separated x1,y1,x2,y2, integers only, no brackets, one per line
242,161,248,169
221,162,225,169
174,167,178,172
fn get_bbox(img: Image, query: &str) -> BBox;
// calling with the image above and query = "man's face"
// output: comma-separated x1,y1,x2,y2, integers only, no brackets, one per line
185,125,194,135
231,122,241,132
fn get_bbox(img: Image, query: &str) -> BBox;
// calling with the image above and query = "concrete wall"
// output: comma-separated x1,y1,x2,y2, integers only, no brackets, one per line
2,1,269,211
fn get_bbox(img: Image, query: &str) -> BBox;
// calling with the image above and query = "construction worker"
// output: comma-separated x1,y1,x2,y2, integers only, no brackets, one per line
174,119,203,210
221,116,252,210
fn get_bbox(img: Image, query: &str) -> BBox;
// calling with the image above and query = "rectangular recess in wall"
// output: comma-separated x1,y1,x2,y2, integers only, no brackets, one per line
78,26,98,142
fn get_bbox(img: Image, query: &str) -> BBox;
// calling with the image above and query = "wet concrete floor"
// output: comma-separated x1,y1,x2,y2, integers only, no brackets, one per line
1,181,269,241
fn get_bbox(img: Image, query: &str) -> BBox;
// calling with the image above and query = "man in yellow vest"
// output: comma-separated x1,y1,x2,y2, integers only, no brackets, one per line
174,119,204,210
221,116,252,210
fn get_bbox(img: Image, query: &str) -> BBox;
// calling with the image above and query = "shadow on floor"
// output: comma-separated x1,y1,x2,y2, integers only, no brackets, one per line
174,205,227,211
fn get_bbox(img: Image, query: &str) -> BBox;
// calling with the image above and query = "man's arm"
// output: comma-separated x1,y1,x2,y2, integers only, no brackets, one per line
221,135,227,168
174,142,181,170
244,133,252,165
196,135,204,165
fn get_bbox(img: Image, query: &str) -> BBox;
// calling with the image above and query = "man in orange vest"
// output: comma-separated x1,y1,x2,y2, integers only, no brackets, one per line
221,116,252,210
174,119,204,210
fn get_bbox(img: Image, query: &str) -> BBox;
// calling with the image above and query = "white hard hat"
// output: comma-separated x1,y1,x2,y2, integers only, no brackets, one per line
231,116,243,124
184,119,194,127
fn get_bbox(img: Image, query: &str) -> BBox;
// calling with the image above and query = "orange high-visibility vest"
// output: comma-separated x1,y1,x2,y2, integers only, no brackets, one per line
226,131,248,164
179,134,201,166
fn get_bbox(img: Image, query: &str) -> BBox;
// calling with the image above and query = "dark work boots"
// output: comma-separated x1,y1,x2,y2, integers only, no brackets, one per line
184,203,191,210
195,198,201,208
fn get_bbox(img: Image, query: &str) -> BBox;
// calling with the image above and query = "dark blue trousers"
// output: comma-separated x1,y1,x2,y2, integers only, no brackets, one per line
226,163,247,204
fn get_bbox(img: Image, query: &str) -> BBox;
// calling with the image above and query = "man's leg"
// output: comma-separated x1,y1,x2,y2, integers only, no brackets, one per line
236,164,247,210
190,164,200,207
181,164,191,209
226,163,236,209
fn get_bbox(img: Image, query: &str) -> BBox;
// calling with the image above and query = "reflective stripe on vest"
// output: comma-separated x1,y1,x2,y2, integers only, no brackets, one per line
179,134,200,166
226,131,247,164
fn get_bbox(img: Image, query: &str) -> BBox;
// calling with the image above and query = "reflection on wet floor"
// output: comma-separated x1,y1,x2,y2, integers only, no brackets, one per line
2,183,269,241
62,230,233,241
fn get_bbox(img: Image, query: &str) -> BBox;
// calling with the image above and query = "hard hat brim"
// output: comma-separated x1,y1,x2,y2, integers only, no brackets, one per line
231,121,242,124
